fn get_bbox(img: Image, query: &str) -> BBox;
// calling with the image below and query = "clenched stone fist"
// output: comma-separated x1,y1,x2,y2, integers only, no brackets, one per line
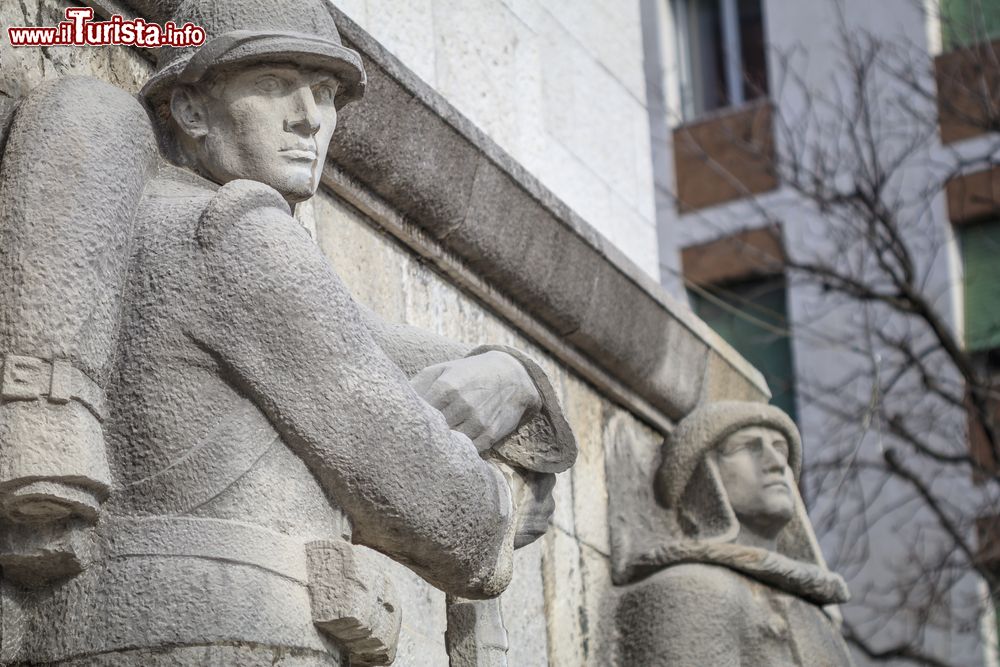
411,350,542,452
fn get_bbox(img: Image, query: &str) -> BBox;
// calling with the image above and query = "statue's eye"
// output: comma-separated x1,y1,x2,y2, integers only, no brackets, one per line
255,75,284,94
719,440,749,456
313,84,337,105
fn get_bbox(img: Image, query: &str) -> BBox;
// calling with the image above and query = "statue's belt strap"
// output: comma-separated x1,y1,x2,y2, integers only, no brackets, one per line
100,515,310,582
99,516,402,663
0,354,106,420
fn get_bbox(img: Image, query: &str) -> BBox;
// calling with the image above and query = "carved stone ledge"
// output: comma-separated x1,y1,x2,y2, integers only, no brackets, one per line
323,6,769,425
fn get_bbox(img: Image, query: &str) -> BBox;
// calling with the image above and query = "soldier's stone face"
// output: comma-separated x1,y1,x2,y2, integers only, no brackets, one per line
195,64,339,203
714,426,795,532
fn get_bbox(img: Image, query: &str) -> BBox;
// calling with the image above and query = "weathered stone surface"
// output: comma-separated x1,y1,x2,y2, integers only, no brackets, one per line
613,402,853,666
500,540,549,667
703,347,776,403
365,0,435,85
563,376,610,556
604,412,674,585
307,540,402,666
332,0,656,278
445,596,509,667
578,543,619,667
541,527,586,667
0,1,578,664
0,0,153,100
0,73,158,585
432,0,526,152
379,553,449,667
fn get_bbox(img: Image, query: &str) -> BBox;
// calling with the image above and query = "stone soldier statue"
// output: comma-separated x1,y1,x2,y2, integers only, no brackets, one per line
0,0,575,664
615,401,853,666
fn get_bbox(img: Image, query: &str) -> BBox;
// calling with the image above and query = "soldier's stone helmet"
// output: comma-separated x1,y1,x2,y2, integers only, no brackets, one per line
658,401,802,508
656,401,807,546
140,0,366,115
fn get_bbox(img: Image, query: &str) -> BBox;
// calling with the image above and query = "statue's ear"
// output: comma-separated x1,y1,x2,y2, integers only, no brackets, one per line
170,85,209,139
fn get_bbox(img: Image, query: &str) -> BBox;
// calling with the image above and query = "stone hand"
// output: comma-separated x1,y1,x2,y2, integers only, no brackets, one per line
411,350,542,452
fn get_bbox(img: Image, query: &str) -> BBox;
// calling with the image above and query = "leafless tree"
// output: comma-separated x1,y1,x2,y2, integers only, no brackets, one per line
667,2,1000,665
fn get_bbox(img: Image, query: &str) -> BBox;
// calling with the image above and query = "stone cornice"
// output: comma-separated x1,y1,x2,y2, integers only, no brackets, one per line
323,6,768,428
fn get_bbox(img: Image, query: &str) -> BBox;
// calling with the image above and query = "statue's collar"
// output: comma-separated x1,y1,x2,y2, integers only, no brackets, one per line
634,540,850,606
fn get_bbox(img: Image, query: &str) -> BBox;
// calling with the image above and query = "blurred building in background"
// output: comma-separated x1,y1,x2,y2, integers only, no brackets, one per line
646,0,1000,664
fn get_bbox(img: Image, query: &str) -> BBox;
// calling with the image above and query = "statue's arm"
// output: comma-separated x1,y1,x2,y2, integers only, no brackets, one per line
361,307,576,475
187,181,517,598
357,306,472,377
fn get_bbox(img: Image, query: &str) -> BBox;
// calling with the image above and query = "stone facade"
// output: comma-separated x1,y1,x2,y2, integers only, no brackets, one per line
313,184,661,666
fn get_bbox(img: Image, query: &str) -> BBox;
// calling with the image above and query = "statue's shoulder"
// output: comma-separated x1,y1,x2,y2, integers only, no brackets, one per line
195,179,294,248
139,173,295,247
618,562,747,655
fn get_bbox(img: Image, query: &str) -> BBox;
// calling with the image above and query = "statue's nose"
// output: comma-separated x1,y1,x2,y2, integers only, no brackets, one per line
761,441,787,471
284,87,321,136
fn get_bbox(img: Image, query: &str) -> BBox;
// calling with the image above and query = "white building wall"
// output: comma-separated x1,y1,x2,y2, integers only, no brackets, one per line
330,0,661,280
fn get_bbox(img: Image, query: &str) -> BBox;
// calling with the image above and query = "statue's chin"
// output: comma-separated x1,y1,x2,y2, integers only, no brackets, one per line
271,170,319,204
281,189,315,205
207,162,318,204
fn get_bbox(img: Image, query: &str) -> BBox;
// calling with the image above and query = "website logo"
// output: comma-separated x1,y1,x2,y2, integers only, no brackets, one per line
7,7,205,48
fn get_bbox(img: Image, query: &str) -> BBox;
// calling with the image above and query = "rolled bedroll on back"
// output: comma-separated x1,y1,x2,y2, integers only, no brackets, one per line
0,76,158,572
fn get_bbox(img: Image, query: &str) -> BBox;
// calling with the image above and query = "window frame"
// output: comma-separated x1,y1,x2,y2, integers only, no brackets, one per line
687,275,799,422
671,0,769,121
941,0,1000,51
957,218,1000,352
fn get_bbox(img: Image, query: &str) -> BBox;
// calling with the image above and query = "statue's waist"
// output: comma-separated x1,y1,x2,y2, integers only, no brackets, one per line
99,514,314,583
3,515,399,665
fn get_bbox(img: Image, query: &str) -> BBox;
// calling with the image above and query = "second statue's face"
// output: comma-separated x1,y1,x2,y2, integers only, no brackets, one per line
179,64,340,203
714,426,795,533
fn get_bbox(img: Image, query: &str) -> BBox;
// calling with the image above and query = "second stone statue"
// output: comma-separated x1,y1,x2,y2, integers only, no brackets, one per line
615,401,854,666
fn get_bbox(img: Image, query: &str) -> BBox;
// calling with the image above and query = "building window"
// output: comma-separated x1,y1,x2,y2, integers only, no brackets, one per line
958,220,1000,481
967,350,1000,479
681,226,796,419
673,0,769,120
942,0,1000,51
959,219,1000,353
689,277,798,420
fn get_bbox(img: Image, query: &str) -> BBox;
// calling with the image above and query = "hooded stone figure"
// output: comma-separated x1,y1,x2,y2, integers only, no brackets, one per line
616,401,854,667
0,0,575,664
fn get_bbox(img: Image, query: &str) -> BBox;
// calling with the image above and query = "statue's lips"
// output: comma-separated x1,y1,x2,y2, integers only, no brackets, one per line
280,149,318,161
764,479,790,491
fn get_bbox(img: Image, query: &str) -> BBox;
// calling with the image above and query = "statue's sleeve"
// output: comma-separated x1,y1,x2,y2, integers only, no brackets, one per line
355,307,473,377
187,180,517,599
360,308,576,475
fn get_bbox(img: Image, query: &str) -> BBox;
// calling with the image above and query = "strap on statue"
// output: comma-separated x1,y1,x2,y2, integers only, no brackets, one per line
1,354,107,420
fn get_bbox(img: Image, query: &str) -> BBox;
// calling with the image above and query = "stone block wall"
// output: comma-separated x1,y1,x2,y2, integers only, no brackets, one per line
308,191,662,665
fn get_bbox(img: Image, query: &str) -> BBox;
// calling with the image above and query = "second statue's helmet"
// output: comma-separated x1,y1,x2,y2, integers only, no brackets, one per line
140,0,366,115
